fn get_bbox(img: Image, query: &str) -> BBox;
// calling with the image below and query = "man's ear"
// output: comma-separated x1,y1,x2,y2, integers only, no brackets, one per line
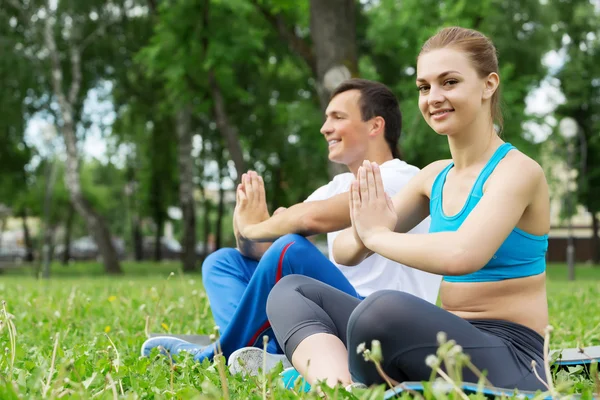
483,72,500,100
369,116,386,137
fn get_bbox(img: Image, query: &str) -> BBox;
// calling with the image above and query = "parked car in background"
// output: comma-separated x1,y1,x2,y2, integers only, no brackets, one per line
0,246,26,263
55,236,126,261
141,237,183,260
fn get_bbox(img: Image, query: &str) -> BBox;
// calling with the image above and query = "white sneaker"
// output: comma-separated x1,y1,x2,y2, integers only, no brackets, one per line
227,347,292,376
345,382,368,392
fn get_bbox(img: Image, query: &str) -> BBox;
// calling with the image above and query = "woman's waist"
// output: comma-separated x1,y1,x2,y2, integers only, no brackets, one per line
440,274,548,335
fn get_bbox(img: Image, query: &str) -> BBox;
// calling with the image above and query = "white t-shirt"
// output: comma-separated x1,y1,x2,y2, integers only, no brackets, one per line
305,159,442,304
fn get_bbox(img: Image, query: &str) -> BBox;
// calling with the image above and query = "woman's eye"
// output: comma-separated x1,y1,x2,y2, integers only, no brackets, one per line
418,85,430,93
444,79,458,86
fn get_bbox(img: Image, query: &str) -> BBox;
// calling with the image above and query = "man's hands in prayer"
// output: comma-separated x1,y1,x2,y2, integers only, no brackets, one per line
235,171,271,240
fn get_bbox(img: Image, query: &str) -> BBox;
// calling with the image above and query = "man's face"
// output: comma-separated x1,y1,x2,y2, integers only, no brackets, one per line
320,90,370,170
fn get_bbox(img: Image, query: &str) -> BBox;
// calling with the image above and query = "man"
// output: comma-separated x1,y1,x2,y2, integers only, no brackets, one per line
141,79,442,374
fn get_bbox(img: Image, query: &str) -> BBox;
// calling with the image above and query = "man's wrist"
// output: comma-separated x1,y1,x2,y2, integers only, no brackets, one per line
240,223,258,241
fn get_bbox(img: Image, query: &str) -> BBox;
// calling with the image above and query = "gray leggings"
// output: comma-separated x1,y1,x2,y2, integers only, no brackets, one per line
266,274,547,391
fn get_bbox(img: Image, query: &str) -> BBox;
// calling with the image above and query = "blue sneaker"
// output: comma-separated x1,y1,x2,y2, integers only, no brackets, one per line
280,367,311,392
141,336,207,360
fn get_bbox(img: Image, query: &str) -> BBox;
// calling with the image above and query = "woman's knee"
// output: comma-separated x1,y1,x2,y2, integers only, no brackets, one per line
266,275,308,320
348,291,418,349
347,291,419,384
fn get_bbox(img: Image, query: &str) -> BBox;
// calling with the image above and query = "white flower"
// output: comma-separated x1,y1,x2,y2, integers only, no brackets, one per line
436,331,447,344
356,342,366,354
425,354,439,367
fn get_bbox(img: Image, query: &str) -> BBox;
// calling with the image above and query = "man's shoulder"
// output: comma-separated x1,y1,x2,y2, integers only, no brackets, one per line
380,159,421,183
329,171,355,184
304,172,353,202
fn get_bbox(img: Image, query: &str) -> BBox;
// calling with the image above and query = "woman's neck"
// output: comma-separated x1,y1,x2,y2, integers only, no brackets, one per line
447,116,502,170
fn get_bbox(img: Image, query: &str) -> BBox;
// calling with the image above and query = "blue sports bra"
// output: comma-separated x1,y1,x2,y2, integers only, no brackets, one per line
429,143,548,282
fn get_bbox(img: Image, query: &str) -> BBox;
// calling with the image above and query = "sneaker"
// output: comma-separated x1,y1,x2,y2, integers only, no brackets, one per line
227,346,292,376
345,382,368,392
280,367,311,392
141,336,206,360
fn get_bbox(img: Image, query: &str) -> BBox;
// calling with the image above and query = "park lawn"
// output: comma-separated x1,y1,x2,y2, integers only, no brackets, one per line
0,262,598,399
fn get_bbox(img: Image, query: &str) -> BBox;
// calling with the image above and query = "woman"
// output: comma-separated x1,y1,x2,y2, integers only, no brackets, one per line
266,26,550,392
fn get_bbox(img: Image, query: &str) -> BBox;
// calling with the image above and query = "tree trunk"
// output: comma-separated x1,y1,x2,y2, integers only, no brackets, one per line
0,217,4,274
63,128,122,274
0,218,5,254
20,209,34,262
208,71,248,181
44,4,122,274
153,214,163,262
215,146,225,250
176,106,197,272
203,198,212,255
309,0,358,110
61,203,75,265
593,212,599,265
309,0,358,177
41,225,57,278
196,137,210,258
132,215,143,261
42,158,58,278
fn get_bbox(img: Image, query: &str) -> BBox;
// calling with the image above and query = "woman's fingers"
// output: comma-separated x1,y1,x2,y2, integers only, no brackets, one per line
373,162,385,199
359,166,368,203
365,160,377,200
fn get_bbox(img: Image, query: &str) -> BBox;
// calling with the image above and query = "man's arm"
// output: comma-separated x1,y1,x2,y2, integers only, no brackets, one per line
240,192,351,242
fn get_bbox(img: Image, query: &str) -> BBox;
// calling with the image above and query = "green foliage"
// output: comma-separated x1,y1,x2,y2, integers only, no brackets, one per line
134,0,331,209
361,0,557,166
550,0,600,216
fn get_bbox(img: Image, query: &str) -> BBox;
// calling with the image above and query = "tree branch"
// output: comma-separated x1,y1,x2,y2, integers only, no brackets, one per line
68,46,82,105
79,23,107,53
7,0,32,23
44,5,69,116
249,0,317,76
147,0,158,15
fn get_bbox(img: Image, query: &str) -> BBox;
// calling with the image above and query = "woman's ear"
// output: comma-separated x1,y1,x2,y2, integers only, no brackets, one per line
483,72,500,100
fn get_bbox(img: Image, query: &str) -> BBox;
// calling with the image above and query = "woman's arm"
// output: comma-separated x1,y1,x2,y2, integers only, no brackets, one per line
332,160,437,266
355,156,546,275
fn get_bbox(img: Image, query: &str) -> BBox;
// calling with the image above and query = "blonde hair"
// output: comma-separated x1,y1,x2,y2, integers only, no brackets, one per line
419,27,503,132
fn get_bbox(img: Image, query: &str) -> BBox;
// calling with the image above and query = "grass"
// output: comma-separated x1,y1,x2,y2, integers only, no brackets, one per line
0,261,598,399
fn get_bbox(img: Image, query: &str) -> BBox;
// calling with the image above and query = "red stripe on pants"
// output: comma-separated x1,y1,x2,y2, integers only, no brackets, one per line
246,241,295,347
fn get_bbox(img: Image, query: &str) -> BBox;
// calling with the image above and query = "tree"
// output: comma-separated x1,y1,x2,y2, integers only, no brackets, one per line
551,0,600,264
5,0,133,274
0,4,37,263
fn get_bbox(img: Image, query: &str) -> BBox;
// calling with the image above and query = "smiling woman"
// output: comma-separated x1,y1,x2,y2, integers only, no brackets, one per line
266,26,553,394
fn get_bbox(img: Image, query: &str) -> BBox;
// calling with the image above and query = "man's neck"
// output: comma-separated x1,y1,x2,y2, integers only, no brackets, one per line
349,150,394,176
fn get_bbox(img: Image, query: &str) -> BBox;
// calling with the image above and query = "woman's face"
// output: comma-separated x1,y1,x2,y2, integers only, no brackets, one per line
416,48,494,137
